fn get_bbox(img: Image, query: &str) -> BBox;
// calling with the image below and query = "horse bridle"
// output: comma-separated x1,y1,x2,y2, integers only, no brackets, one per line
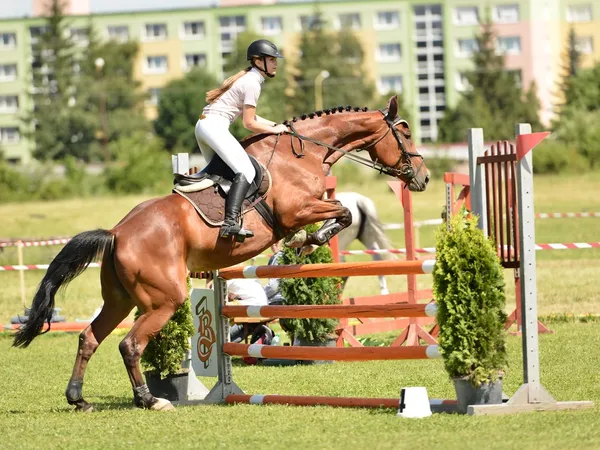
283,109,425,181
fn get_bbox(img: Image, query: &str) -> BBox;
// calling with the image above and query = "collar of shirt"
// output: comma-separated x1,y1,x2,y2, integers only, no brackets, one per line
249,67,265,84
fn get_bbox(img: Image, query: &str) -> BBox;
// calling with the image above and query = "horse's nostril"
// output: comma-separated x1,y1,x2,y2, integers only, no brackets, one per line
425,174,430,184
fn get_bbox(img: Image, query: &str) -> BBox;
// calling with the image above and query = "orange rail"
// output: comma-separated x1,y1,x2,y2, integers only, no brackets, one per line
221,303,438,319
218,259,435,280
226,394,457,409
223,343,440,361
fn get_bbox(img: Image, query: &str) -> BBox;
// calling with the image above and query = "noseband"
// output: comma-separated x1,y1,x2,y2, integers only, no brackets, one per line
368,108,425,180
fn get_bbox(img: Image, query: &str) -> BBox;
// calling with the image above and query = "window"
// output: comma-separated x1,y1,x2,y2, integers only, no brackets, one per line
493,4,520,23
375,11,400,29
29,26,47,44
455,72,472,91
337,13,361,30
0,32,16,49
454,7,479,25
377,43,401,62
497,36,521,54
144,23,167,40
378,75,403,94
566,4,592,22
219,16,246,52
0,64,17,81
0,127,20,144
70,28,89,46
456,38,478,56
144,55,168,74
107,25,129,42
0,95,18,113
261,16,282,35
147,88,161,106
576,36,594,54
183,21,205,39
184,53,207,71
299,15,321,30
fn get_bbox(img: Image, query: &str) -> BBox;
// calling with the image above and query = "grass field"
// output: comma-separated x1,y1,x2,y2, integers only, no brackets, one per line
1,172,599,324
0,171,599,449
0,323,598,449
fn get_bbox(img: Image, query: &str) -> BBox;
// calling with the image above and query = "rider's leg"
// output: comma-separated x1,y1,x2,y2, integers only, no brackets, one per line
195,116,256,240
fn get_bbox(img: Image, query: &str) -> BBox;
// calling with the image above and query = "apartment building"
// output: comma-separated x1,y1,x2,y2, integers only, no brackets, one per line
0,0,598,163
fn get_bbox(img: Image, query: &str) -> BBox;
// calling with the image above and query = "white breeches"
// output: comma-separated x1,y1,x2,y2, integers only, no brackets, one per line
194,114,256,183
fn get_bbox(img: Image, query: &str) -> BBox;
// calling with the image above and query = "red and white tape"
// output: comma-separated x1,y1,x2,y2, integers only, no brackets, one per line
0,238,71,248
0,263,101,272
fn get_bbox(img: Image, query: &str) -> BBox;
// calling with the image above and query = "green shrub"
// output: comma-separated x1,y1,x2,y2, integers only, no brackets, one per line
432,211,508,386
104,132,172,194
137,278,194,378
532,139,588,174
279,223,343,343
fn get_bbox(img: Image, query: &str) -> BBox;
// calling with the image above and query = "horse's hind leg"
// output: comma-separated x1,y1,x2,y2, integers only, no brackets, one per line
65,256,133,412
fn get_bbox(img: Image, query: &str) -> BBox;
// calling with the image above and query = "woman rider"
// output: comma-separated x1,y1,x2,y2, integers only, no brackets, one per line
195,39,288,241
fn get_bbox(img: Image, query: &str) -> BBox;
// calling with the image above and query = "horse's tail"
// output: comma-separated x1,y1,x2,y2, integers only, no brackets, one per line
355,194,396,260
13,229,114,348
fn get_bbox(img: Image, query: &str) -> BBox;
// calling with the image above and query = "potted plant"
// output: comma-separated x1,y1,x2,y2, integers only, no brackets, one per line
432,211,508,414
278,223,343,363
136,277,195,401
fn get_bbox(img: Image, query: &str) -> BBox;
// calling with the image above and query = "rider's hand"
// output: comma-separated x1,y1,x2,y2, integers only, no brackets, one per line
271,124,289,134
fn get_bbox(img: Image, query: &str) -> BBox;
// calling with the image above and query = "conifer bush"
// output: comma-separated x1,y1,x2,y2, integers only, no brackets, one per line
432,212,508,385
279,224,342,343
137,277,194,378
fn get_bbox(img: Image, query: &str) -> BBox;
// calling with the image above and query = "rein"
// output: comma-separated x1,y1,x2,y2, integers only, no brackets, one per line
284,110,424,180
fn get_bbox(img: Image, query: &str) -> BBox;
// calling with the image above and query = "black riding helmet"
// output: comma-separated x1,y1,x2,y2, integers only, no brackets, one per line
247,39,283,78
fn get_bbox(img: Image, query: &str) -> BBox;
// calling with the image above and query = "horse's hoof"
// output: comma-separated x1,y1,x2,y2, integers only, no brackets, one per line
150,397,175,411
74,403,93,413
381,289,390,295
299,245,318,258
285,230,307,248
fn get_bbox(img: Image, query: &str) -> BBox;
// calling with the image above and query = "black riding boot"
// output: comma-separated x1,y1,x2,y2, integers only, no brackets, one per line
219,173,254,242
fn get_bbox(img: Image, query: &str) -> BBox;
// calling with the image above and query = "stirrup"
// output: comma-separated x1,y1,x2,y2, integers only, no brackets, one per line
219,222,254,243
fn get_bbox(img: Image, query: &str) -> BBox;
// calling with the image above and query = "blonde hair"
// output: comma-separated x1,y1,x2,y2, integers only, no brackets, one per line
205,67,252,104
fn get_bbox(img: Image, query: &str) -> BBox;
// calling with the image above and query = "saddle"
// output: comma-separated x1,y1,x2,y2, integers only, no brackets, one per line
173,155,282,236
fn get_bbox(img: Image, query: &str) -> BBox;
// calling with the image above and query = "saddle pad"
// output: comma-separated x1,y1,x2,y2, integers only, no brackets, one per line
173,166,272,227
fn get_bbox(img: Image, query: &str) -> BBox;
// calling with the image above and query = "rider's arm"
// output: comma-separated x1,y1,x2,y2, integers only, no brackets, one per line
243,105,287,134
255,114,277,127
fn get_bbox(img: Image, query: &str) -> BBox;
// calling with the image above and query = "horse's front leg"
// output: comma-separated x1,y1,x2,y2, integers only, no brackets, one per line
302,198,353,246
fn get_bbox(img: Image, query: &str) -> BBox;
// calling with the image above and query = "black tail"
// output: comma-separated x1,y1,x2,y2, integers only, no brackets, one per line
13,229,114,348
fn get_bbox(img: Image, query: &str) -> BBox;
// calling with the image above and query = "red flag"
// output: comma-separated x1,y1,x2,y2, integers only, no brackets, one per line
516,132,550,161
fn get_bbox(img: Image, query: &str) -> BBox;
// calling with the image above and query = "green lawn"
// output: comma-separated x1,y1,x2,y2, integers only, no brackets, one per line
0,172,599,448
0,322,598,449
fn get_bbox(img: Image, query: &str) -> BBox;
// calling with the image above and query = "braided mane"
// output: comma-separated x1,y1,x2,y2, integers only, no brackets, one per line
282,105,369,126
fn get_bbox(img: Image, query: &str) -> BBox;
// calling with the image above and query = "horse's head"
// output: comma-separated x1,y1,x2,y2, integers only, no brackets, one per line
366,96,430,192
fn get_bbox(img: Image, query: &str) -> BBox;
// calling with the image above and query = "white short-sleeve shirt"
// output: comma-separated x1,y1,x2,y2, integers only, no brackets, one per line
203,68,264,124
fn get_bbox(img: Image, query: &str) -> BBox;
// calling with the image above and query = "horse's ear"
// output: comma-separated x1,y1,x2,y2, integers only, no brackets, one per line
386,95,398,120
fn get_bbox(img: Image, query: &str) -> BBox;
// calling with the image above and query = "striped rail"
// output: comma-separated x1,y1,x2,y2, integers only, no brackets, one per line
223,343,441,361
226,394,457,409
222,303,438,319
218,259,435,280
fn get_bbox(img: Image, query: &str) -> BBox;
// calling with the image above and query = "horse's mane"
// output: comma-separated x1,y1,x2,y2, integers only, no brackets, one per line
241,105,369,148
282,105,369,126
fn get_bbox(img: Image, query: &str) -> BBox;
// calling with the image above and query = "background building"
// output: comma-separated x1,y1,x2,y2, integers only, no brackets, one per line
0,0,598,163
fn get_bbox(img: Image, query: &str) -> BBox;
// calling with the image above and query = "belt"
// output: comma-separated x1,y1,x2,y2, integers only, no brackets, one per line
200,111,231,121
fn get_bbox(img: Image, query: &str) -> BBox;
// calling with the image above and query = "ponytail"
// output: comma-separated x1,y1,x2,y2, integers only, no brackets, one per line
206,67,252,103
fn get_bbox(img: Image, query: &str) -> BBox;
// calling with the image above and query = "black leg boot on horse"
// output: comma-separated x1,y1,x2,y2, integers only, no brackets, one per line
220,173,254,242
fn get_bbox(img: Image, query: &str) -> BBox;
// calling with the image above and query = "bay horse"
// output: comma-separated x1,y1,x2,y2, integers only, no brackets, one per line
335,192,396,295
13,96,429,412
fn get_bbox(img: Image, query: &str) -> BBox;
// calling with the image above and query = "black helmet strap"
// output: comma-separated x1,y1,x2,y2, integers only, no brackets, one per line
251,56,275,78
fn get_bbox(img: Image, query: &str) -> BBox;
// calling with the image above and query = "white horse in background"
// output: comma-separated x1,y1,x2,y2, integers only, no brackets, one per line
335,192,396,295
